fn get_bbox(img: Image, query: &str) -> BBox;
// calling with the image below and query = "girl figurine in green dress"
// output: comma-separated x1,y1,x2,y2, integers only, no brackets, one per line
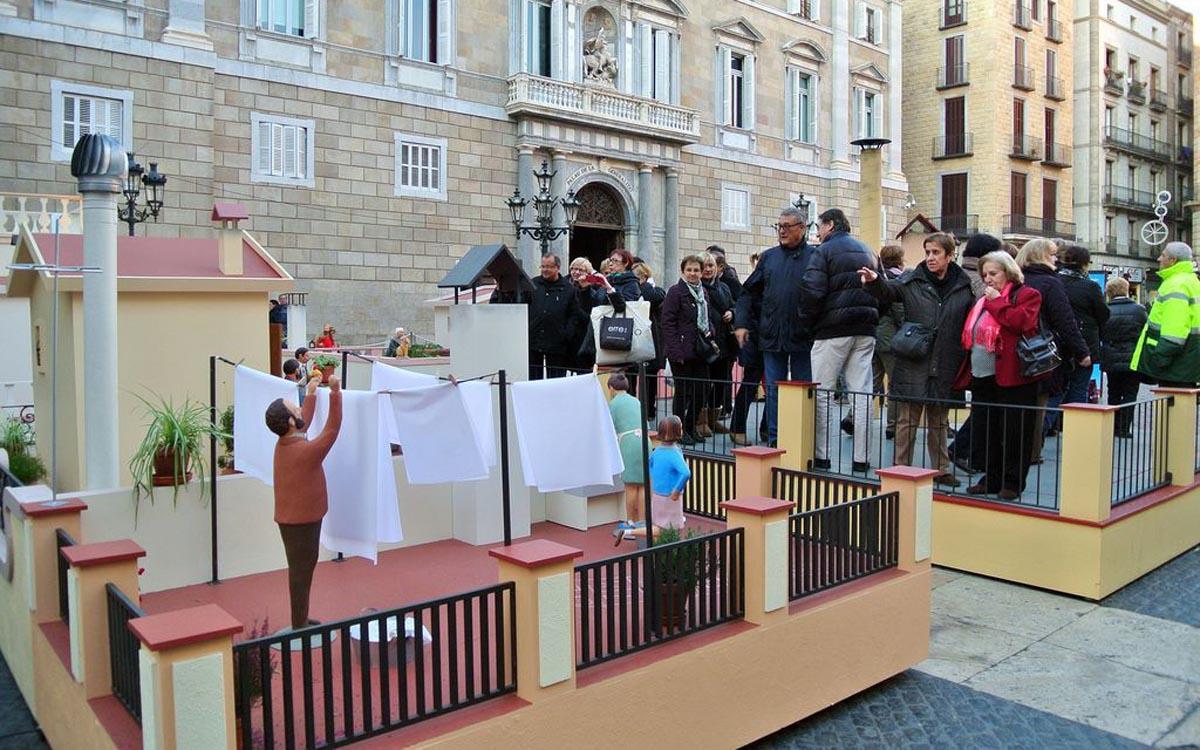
607,372,645,527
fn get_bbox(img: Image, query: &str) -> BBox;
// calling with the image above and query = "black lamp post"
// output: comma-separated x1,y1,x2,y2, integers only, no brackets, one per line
118,152,167,236
506,160,580,258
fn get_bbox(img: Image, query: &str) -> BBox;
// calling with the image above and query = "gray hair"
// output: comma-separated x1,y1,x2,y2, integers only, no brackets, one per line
779,207,806,224
1164,242,1193,263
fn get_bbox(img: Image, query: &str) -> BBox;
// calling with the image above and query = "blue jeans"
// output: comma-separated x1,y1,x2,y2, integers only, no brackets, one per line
763,346,813,443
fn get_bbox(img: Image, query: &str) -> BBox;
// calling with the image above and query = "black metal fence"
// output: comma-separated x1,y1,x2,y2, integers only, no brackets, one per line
575,528,744,670
233,582,516,750
106,583,143,723
56,528,74,623
652,374,770,458
789,491,900,601
810,388,1063,512
1194,402,1199,476
771,467,878,514
681,453,735,520
1111,397,1172,506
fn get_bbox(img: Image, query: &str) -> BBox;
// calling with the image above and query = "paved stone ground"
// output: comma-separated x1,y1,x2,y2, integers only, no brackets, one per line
0,656,46,750
1102,547,1200,628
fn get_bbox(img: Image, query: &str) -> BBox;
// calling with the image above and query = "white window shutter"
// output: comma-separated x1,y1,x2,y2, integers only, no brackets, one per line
257,121,270,174
785,68,797,141
744,54,755,130
303,0,317,38
549,0,562,78
272,124,284,175
79,97,92,139
62,95,75,151
437,0,453,64
856,3,866,38
670,32,680,103
638,24,652,98
853,88,863,139
653,28,669,102
873,94,882,138
716,45,730,125
298,126,308,178
283,125,297,177
108,99,123,141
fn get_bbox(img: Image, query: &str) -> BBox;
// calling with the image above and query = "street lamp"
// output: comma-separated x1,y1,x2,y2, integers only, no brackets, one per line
506,160,580,258
118,152,167,236
792,192,812,228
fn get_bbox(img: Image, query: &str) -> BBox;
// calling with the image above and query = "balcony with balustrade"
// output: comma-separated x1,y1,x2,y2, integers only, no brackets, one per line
1149,88,1169,111
932,133,973,160
1002,214,1075,240
506,74,700,144
1046,76,1066,101
931,214,978,238
1010,134,1042,161
937,63,969,90
1013,65,1035,91
1043,142,1071,168
1,194,83,236
1127,80,1147,105
1013,3,1032,30
1045,18,1062,43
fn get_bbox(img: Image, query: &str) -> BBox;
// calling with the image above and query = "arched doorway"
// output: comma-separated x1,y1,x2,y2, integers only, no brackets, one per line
569,182,627,268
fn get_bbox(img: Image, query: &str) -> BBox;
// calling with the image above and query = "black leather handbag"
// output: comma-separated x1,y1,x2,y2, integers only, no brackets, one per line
598,314,634,351
693,331,721,364
891,322,935,360
1011,289,1063,378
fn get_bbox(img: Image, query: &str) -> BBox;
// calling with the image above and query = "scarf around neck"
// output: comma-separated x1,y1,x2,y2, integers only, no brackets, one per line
961,283,1014,353
684,280,709,332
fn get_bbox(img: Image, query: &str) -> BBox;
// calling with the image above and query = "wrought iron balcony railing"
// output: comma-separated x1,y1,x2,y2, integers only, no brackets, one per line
937,63,969,89
1104,72,1125,95
1044,142,1071,167
1103,126,1173,161
931,214,978,237
1002,214,1075,240
1103,184,1158,214
932,133,973,159
1046,76,1066,100
1127,80,1147,104
1150,88,1169,110
1013,3,1032,30
1011,134,1043,160
1045,18,1062,42
1013,64,1035,91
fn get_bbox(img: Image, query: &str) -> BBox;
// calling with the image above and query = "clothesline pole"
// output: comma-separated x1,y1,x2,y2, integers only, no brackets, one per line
499,368,512,546
209,354,220,584
639,361,654,547
335,348,349,564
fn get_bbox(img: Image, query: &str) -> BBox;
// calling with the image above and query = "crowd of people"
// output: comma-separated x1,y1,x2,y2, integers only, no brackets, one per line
497,212,1200,502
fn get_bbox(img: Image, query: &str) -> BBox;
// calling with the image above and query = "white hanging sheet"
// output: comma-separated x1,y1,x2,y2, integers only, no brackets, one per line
386,384,489,484
370,361,496,467
232,365,299,485
510,373,624,493
306,389,403,563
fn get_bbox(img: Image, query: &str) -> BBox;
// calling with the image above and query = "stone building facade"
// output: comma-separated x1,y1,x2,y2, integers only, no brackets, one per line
0,0,906,341
902,0,1075,248
1073,0,1193,274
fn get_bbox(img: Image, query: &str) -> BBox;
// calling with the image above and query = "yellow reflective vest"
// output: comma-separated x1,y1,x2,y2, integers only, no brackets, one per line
1131,260,1200,383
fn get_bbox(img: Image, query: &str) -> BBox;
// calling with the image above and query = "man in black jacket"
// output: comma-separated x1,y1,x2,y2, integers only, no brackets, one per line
734,207,815,444
801,209,881,473
492,254,583,379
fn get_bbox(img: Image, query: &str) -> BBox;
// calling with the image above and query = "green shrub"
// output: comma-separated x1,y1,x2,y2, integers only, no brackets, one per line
8,451,46,485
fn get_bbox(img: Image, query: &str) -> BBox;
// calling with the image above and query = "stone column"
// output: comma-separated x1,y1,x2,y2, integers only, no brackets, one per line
777,381,817,471
637,164,654,259
130,604,243,750
1152,387,1199,487
551,150,570,259
721,497,791,625
71,135,126,490
877,466,939,572
664,167,680,278
886,2,903,179
830,3,851,167
61,539,145,697
489,540,582,702
516,145,537,271
733,446,785,500
858,145,884,248
1058,403,1117,523
162,0,214,50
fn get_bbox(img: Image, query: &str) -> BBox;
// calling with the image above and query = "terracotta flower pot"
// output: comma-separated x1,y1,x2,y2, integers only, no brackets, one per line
151,449,192,487
319,365,336,384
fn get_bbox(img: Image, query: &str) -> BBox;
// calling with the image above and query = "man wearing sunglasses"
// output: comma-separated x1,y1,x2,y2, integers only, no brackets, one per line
733,206,815,445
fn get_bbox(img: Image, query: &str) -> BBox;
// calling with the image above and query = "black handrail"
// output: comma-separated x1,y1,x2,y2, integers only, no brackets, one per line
575,527,744,670
106,583,144,723
233,581,516,749
681,453,735,520
1111,397,1172,506
788,491,900,600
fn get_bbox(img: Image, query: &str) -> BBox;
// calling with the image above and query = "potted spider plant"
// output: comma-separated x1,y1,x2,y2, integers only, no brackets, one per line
651,527,709,631
312,354,339,384
129,394,227,508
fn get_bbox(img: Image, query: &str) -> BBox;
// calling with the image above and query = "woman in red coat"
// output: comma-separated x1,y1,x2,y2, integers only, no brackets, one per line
956,251,1044,501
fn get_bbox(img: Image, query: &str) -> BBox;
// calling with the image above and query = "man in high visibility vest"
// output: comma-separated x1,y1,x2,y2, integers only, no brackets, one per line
1132,242,1200,387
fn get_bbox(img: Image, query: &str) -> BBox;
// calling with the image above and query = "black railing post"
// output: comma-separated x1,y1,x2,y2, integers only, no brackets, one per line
340,349,349,388
639,362,654,547
209,355,220,584
499,368,512,546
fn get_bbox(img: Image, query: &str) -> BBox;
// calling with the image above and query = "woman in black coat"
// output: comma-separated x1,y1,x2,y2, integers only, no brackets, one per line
1055,245,1110,413
700,252,736,437
661,254,718,445
1101,276,1148,437
633,261,668,418
1016,239,1090,463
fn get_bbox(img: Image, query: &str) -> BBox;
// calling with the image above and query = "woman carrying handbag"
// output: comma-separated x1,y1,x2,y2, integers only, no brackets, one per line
661,254,719,446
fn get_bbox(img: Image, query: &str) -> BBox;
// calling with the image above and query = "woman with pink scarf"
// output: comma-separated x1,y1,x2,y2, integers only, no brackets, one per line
953,251,1045,501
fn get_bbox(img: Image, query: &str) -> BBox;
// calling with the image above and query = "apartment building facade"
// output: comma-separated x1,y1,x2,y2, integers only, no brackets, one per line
0,0,907,340
1073,0,1193,273
902,0,1074,247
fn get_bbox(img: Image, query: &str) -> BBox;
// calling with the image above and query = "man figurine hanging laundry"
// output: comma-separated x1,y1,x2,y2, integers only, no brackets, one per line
264,373,343,630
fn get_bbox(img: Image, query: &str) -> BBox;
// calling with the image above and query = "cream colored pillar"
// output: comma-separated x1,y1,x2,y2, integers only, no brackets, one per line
1059,404,1117,523
1151,387,1199,487
733,446,786,500
61,539,144,698
7,487,86,623
129,604,243,750
877,466,939,572
489,539,582,702
777,381,816,471
858,144,884,249
721,497,792,625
